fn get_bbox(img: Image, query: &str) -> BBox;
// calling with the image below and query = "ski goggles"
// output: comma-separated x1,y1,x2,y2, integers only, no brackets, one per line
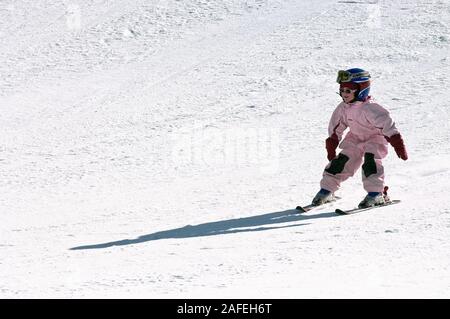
336,70,371,83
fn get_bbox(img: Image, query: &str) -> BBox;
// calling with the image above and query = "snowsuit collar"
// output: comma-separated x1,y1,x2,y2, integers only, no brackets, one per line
343,96,373,108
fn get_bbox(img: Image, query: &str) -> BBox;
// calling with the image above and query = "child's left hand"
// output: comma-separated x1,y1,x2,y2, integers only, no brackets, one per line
386,134,408,160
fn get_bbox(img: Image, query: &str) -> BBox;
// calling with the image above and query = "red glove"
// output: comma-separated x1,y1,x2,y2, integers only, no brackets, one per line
386,134,408,160
325,134,339,161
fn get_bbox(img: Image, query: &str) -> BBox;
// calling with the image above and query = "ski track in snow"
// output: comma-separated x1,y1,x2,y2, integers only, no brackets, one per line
0,0,449,298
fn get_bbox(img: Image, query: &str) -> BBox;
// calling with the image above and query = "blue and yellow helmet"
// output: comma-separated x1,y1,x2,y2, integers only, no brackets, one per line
337,68,371,101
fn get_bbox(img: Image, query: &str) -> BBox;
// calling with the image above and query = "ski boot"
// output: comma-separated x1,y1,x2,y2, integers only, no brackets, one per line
358,192,386,208
358,186,391,208
312,188,335,206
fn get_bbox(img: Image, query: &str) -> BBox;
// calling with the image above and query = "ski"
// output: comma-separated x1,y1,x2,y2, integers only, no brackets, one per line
295,204,315,213
335,199,401,215
296,196,341,213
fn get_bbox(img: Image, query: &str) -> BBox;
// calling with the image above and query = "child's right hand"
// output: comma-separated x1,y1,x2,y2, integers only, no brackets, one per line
326,134,339,161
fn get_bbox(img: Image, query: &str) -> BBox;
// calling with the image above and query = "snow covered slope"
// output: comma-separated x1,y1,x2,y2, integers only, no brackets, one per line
1,0,449,298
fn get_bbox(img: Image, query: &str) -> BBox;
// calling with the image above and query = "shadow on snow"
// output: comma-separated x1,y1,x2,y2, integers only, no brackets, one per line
70,209,337,250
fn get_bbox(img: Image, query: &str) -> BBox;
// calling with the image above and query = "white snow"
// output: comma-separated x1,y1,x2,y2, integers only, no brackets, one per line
1,0,449,298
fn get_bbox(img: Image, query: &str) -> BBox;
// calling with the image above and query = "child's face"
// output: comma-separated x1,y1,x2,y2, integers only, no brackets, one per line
340,88,356,103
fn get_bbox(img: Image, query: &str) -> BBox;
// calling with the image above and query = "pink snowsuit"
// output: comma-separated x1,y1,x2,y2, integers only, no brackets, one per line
320,98,400,193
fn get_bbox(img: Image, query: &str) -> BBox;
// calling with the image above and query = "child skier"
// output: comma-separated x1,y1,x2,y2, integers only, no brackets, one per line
312,68,408,208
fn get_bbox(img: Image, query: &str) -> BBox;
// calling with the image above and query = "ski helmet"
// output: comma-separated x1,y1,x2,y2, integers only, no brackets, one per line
336,68,371,101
